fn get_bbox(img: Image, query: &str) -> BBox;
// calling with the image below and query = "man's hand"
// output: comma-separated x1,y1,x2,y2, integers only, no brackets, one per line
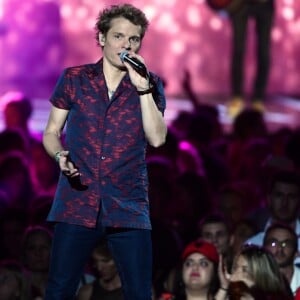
57,150,80,177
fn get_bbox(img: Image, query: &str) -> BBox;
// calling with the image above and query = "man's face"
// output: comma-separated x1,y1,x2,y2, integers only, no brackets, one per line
264,228,296,268
201,222,229,255
24,232,51,272
269,182,300,223
99,17,142,69
92,252,118,282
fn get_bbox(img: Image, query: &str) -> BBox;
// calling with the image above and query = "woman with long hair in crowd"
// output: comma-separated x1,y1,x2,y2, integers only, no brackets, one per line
218,244,293,300
159,239,230,300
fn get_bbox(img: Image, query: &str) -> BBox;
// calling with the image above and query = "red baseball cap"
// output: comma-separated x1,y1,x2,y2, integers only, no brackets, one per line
182,239,219,263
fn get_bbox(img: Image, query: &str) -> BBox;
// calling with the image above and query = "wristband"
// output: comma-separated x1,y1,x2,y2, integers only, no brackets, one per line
220,287,228,291
54,151,62,163
137,85,154,95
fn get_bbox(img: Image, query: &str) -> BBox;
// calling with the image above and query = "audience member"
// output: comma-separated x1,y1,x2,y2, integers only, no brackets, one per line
169,111,196,141
268,126,294,157
176,140,206,177
0,129,28,159
1,91,51,198
259,154,295,200
230,137,272,199
151,219,183,298
147,155,176,221
198,214,230,258
160,239,223,300
215,182,259,230
147,129,179,166
146,156,183,296
221,245,293,300
0,151,35,211
0,259,30,300
230,109,268,142
2,91,42,144
227,109,268,181
263,223,300,295
181,69,223,142
21,225,53,300
28,194,54,230
172,172,213,243
76,239,123,300
229,220,257,261
146,154,184,295
246,170,300,257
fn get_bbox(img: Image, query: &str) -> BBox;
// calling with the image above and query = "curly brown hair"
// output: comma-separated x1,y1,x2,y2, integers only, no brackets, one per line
95,3,149,46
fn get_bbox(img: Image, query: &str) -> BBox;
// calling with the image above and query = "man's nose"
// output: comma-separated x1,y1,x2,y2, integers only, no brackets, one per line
123,39,132,51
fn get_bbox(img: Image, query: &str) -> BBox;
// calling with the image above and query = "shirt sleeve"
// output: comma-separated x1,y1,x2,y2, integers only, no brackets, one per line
50,68,74,110
150,73,166,115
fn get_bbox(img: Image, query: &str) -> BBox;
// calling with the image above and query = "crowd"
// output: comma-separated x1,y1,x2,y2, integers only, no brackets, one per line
1,85,300,300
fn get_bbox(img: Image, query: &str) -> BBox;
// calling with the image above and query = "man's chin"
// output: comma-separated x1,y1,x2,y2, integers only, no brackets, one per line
277,260,292,268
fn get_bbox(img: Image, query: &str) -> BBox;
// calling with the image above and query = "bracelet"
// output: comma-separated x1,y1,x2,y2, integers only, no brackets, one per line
220,287,228,291
137,85,154,95
54,151,62,163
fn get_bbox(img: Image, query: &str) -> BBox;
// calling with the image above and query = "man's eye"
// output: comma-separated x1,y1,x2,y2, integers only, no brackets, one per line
130,37,140,44
114,34,123,39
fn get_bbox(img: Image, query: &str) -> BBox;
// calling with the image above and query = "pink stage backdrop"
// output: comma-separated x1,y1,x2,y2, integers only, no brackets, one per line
0,0,299,99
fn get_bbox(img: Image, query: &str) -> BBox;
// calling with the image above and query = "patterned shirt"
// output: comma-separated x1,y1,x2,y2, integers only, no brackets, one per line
47,59,166,229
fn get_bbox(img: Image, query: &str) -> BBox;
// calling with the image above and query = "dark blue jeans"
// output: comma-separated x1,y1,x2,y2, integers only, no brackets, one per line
44,222,152,300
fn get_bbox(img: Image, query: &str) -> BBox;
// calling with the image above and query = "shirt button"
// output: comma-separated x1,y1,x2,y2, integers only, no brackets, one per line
101,156,106,160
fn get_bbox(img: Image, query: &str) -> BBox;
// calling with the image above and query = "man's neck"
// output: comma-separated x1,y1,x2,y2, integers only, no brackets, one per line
280,264,294,283
103,60,126,93
100,275,121,291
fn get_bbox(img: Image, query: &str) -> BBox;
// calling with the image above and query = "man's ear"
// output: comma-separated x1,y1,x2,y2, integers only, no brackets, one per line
99,33,105,46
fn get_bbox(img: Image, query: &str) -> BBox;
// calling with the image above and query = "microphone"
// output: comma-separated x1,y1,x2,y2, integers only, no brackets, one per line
120,51,149,78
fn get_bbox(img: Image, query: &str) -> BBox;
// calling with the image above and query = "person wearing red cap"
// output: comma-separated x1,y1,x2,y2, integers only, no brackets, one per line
159,239,229,300
181,239,220,264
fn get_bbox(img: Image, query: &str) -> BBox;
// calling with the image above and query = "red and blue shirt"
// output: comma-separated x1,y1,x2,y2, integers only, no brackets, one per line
47,59,166,229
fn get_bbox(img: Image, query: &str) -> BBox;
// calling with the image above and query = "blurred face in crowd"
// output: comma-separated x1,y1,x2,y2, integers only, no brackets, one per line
269,182,300,224
201,222,229,255
230,222,256,255
231,255,255,288
4,103,27,129
23,231,51,272
218,190,244,227
182,253,215,291
92,251,119,282
264,228,296,268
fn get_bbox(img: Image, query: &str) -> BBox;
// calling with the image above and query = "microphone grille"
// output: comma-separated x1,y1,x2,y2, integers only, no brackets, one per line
119,51,128,62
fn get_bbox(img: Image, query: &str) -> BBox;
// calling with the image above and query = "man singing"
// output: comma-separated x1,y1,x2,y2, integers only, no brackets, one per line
42,4,167,299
